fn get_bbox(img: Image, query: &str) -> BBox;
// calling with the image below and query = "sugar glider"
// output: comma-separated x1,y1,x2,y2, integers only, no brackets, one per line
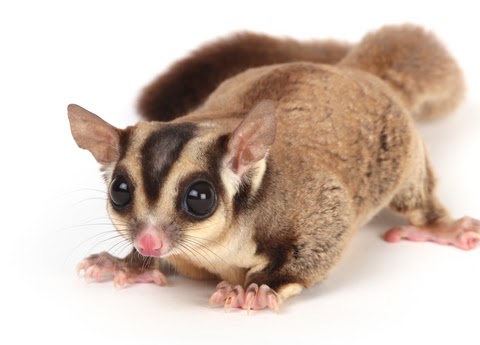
69,25,479,312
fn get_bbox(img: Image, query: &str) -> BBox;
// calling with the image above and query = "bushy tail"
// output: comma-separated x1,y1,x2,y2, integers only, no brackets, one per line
139,25,465,122
138,32,351,121
339,24,465,121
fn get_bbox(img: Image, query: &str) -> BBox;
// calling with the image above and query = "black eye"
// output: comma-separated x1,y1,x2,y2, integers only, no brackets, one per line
110,175,132,210
184,180,216,218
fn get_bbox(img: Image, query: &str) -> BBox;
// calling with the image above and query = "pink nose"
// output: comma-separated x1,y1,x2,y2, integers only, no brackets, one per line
135,233,163,257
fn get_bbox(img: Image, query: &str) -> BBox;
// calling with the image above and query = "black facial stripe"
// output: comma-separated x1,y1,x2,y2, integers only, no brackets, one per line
204,134,228,203
233,176,253,213
141,123,198,204
232,155,273,217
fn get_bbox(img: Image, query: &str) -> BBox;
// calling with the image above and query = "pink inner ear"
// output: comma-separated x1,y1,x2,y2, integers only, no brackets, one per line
94,130,120,164
226,100,276,177
239,149,255,168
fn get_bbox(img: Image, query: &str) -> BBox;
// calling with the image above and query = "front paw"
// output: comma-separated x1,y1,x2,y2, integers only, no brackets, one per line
77,252,167,287
77,252,121,282
209,281,279,313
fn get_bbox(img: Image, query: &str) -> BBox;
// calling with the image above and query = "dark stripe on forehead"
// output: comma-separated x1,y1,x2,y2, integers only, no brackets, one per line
118,126,134,161
141,122,198,204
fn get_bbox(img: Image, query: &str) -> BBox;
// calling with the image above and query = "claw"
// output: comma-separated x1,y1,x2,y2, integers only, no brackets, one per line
224,286,242,311
113,270,127,288
267,291,280,314
245,283,258,314
224,296,233,312
245,291,256,314
209,281,232,306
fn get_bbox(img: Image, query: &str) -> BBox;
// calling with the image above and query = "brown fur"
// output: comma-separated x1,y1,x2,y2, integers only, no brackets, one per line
339,24,465,121
138,32,351,121
69,25,466,305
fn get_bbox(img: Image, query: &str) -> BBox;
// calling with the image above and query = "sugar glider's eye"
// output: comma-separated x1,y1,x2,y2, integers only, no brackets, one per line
184,180,216,218
110,175,132,210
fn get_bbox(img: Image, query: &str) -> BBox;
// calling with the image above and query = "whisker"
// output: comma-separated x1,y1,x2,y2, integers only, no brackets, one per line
179,241,221,276
182,237,234,270
184,234,234,254
133,250,144,264
88,233,130,254
56,188,107,201
83,215,128,225
64,230,127,264
71,197,107,206
112,241,133,258
71,230,123,250
102,238,131,257
57,223,128,233
140,256,148,271
163,250,180,276
64,188,107,195
171,246,198,273
91,218,127,225
178,242,203,267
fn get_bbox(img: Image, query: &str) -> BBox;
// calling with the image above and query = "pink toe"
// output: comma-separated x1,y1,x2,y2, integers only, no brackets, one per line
209,290,228,306
384,228,403,242
458,232,479,250
152,270,167,286
84,266,95,282
113,271,127,287
266,293,280,313
225,286,245,310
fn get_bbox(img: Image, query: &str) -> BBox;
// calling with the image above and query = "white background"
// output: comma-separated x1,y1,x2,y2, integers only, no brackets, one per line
1,1,479,344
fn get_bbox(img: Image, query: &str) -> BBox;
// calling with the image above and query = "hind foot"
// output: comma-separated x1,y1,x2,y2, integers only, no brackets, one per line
385,216,480,250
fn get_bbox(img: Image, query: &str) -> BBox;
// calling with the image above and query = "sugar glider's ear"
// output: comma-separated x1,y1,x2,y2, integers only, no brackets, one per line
224,100,276,178
67,104,121,165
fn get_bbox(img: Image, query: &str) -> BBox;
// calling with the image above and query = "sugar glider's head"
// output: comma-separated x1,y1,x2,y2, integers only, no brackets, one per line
67,102,276,258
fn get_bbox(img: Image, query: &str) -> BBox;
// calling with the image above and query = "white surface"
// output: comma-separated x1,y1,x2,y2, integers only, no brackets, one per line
1,1,479,344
